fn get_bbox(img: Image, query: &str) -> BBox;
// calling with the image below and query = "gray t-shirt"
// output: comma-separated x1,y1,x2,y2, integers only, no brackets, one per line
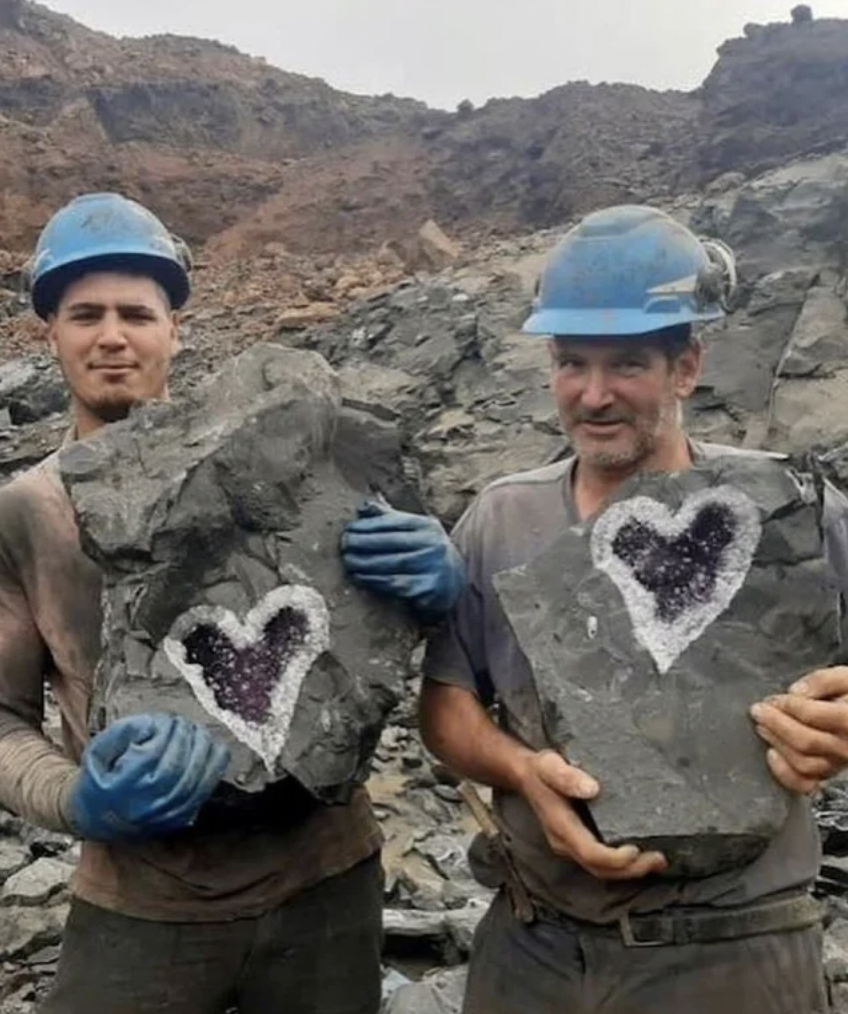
423,441,848,923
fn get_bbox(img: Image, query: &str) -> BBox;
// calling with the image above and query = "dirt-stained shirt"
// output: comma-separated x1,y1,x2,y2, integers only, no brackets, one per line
0,453,381,922
423,442,848,924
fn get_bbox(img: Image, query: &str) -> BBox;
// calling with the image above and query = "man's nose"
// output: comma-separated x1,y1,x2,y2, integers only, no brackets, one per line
96,312,129,346
579,368,615,410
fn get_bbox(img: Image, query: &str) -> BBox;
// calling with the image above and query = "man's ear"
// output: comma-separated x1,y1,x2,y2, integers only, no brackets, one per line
547,339,560,393
169,311,181,355
673,341,703,399
45,317,59,358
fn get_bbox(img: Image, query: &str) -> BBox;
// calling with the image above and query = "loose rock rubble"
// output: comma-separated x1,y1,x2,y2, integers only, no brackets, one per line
0,810,74,1011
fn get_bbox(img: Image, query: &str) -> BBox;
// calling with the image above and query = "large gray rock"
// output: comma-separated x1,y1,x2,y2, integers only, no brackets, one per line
688,153,848,453
382,967,468,1014
693,154,848,279
697,21,848,181
383,903,486,958
0,842,28,882
0,357,68,426
493,455,841,876
0,904,68,962
825,917,848,985
58,343,422,803
778,285,848,380
697,267,815,416
283,274,564,525
2,858,73,907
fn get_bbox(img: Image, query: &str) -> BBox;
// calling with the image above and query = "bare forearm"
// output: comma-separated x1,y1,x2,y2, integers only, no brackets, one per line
0,724,77,833
419,679,533,792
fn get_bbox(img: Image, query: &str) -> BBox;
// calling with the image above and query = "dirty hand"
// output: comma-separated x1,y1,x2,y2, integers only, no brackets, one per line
341,500,465,619
751,667,848,795
65,713,231,842
516,749,667,881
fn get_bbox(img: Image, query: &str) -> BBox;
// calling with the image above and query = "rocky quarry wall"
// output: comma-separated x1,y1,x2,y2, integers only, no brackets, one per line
2,3,848,254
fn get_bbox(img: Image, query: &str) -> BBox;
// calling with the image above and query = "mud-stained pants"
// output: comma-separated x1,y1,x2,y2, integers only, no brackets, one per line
463,889,830,1014
39,854,383,1014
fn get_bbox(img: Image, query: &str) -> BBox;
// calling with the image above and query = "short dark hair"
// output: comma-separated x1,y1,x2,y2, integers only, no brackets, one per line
653,324,697,361
53,273,173,317
548,323,698,361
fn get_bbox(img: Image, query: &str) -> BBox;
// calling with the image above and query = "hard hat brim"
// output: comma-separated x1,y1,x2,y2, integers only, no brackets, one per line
31,252,191,320
521,305,724,338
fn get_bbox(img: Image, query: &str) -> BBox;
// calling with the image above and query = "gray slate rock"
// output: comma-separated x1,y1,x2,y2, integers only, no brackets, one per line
0,842,28,883
0,904,68,961
382,967,414,1004
825,917,848,984
384,909,447,940
698,268,815,416
0,358,68,425
2,859,74,907
382,967,468,1014
778,286,848,380
382,904,486,958
0,985,38,1014
493,455,840,876
832,982,848,1014
284,276,564,525
59,343,422,802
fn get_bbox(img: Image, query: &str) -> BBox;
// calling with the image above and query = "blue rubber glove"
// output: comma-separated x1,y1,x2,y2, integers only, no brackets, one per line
65,713,231,842
341,500,466,619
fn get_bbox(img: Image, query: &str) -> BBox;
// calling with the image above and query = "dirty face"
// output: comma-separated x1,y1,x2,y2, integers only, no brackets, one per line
549,336,701,472
48,272,179,437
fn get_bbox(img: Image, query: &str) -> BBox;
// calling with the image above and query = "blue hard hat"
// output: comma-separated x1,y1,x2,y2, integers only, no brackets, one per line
28,193,192,320
523,205,737,338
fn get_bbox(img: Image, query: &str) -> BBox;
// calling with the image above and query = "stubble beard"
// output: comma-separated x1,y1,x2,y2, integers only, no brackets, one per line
570,399,679,472
79,371,169,426
79,386,143,425
88,399,135,424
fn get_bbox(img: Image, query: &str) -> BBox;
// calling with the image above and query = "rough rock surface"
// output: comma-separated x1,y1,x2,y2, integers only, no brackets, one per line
383,967,468,1014
59,343,422,801
697,18,848,182
0,808,73,1008
2,858,73,906
495,456,840,874
2,2,848,257
690,153,848,457
282,264,564,525
0,0,434,249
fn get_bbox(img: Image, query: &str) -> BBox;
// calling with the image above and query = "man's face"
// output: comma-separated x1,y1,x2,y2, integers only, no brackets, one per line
549,336,701,470
48,273,179,431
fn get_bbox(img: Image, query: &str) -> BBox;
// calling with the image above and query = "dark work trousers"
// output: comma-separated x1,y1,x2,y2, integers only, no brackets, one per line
462,890,830,1014
39,854,383,1014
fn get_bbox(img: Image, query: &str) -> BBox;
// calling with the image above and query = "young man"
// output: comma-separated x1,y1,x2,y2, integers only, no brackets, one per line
420,204,848,1014
0,192,463,1014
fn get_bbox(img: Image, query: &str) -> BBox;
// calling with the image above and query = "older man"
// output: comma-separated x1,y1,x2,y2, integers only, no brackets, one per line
0,192,463,1014
420,204,848,1014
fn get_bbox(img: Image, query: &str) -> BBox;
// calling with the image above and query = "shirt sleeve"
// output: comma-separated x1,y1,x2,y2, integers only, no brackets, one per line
422,497,496,706
0,492,78,832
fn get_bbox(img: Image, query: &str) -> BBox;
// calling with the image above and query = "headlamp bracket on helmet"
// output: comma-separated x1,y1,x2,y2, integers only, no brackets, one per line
696,238,738,313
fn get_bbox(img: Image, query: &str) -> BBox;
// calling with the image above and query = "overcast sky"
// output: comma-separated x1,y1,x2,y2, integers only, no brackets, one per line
49,0,847,110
